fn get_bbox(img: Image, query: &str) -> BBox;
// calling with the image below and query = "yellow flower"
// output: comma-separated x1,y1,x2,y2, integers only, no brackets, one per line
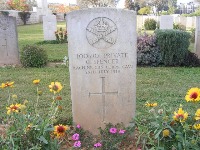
12,94,18,99
23,100,28,105
0,83,5,88
0,82,14,88
195,109,200,120
162,129,170,137
173,107,188,122
6,103,21,115
49,82,63,93
26,124,33,131
33,79,40,85
185,87,200,102
193,124,200,130
53,124,69,138
145,102,157,107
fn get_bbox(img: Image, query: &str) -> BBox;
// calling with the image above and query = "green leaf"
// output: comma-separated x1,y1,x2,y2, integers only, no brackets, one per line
154,129,163,139
37,136,48,144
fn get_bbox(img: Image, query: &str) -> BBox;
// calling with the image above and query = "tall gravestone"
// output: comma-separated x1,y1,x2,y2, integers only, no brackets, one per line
43,15,57,40
160,15,173,29
67,8,137,134
195,17,200,57
0,15,20,66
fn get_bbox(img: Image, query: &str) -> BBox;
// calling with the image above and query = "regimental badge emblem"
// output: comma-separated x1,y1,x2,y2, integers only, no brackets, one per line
86,17,118,49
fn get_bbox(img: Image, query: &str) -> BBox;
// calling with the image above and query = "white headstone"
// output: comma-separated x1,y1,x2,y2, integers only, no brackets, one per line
0,15,20,66
36,0,51,16
43,15,57,40
195,17,200,57
160,15,173,29
67,8,137,134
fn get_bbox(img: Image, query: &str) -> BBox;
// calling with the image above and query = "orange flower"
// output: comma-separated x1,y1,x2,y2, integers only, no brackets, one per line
33,79,40,85
56,96,62,100
6,103,21,115
0,81,14,88
49,82,63,93
53,124,69,138
173,107,188,122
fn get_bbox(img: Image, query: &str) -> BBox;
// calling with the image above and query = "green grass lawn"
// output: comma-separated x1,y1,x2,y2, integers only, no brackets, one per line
1,66,199,124
17,21,67,62
0,23,199,125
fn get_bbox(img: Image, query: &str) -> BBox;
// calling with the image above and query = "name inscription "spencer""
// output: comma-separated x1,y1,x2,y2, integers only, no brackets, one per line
72,52,133,75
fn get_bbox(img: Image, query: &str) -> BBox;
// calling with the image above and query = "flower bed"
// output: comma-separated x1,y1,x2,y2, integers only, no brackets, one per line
0,80,199,149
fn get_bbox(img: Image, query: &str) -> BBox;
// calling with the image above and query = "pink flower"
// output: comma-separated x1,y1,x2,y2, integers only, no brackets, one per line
119,129,126,134
74,141,81,147
109,127,117,134
72,133,80,140
94,142,102,148
76,124,81,128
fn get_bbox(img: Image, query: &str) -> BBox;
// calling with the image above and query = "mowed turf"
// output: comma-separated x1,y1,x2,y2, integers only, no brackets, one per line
0,23,199,124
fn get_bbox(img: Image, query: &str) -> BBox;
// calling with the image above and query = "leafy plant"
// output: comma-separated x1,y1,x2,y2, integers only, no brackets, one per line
135,88,200,149
173,23,186,31
0,80,67,149
21,45,48,68
36,40,60,45
155,29,191,66
190,28,195,43
144,19,157,30
137,33,161,66
55,27,67,44
183,51,200,67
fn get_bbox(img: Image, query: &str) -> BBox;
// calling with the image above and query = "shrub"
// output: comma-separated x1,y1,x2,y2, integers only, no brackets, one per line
155,29,191,66
18,11,31,25
173,23,186,31
137,33,161,66
36,40,60,45
21,45,48,68
144,18,157,30
190,28,195,43
182,51,200,67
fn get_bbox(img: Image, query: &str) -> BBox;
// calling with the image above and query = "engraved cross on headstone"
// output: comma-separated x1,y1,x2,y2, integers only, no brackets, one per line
1,29,8,56
2,36,8,56
89,77,118,122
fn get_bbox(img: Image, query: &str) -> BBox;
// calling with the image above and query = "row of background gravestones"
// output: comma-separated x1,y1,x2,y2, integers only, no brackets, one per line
2,10,198,29
0,14,200,66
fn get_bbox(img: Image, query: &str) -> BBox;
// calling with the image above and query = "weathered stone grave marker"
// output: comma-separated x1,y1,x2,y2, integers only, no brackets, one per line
43,15,57,40
0,15,20,66
160,15,173,29
67,8,137,134
195,17,200,57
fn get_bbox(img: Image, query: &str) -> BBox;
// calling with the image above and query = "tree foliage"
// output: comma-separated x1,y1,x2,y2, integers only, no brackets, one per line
7,0,29,11
138,6,151,15
77,0,119,8
0,0,9,10
124,0,140,12
7,0,36,11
